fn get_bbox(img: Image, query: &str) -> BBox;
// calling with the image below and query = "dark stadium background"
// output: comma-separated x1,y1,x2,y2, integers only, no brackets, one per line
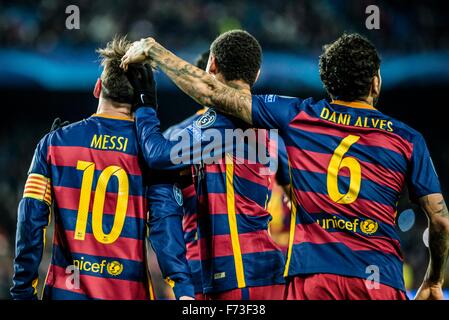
0,0,448,299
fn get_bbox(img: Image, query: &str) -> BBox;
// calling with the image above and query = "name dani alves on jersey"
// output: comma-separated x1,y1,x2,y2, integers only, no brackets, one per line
320,107,394,132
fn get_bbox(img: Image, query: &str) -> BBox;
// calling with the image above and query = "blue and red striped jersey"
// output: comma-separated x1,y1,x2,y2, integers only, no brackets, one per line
12,114,193,300
252,95,442,292
163,109,206,294
135,107,286,294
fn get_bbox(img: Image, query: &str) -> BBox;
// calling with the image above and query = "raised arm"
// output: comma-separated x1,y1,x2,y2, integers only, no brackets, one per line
121,38,253,124
415,193,449,300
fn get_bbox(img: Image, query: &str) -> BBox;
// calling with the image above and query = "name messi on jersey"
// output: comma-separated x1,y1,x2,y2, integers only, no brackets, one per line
320,107,393,132
90,134,129,152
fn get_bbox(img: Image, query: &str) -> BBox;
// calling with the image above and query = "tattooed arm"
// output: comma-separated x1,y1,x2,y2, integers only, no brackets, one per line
415,193,449,300
121,38,253,124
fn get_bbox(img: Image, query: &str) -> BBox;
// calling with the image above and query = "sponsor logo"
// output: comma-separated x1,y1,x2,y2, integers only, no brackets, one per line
107,261,124,276
317,216,378,235
360,219,378,235
72,257,124,276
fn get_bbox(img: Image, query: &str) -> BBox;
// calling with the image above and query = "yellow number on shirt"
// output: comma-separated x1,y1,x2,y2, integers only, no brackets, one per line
74,160,129,244
327,135,361,204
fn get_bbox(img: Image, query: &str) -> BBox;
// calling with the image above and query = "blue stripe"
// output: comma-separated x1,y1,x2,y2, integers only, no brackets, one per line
201,172,270,208
51,165,145,197
51,244,146,282
287,242,405,291
242,251,286,287
197,213,271,238
184,230,197,243
201,250,285,294
291,167,399,207
286,127,408,174
44,286,93,300
241,288,250,300
183,196,197,216
187,260,203,294
56,208,146,240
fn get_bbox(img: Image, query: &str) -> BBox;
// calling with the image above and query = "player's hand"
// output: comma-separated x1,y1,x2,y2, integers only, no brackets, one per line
120,38,156,71
50,118,69,132
179,296,195,300
414,281,444,300
126,64,158,111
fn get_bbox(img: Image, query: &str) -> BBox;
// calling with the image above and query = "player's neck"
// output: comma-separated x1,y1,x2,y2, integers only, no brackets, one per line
357,96,374,106
225,80,251,94
96,97,133,119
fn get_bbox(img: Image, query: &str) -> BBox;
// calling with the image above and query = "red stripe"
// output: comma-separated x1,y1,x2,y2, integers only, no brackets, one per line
28,176,48,183
183,212,197,233
48,146,142,176
182,184,196,199
294,223,402,260
296,190,396,227
233,160,271,188
202,193,228,214
199,230,281,258
186,241,199,261
286,146,405,192
23,187,45,196
234,193,270,217
63,230,144,262
26,179,47,187
204,161,272,188
53,186,146,220
47,265,149,300
291,111,414,160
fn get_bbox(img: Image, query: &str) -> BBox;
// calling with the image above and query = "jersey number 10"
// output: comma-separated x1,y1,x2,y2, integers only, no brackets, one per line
73,160,129,244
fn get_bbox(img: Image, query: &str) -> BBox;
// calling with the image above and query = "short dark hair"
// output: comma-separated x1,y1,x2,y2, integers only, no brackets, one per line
195,50,210,70
210,30,262,86
319,33,381,101
97,35,135,104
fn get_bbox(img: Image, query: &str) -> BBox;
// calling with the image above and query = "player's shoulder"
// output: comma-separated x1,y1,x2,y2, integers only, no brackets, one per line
378,111,424,143
163,111,203,138
43,118,91,145
254,94,304,106
193,108,231,129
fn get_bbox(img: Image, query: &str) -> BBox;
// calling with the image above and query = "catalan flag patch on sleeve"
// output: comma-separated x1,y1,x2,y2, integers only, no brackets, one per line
23,173,52,206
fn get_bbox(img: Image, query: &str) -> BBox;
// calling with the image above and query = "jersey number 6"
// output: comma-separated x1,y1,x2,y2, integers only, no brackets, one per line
327,135,361,205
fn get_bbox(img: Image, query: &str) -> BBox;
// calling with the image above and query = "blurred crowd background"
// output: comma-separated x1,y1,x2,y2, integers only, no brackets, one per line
0,0,449,299
1,0,448,52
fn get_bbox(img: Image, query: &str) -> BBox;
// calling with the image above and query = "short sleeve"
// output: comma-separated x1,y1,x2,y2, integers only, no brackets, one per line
407,134,442,201
251,94,301,129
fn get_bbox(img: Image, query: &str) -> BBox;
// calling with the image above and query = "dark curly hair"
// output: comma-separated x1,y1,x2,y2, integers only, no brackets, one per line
210,30,261,86
319,33,381,101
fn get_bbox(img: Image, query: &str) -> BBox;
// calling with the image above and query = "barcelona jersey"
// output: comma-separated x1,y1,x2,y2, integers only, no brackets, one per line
11,114,193,300
135,107,286,294
163,111,205,294
252,95,442,292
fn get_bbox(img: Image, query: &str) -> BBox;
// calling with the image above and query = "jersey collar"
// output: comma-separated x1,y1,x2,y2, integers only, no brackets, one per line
331,100,377,111
92,113,134,122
